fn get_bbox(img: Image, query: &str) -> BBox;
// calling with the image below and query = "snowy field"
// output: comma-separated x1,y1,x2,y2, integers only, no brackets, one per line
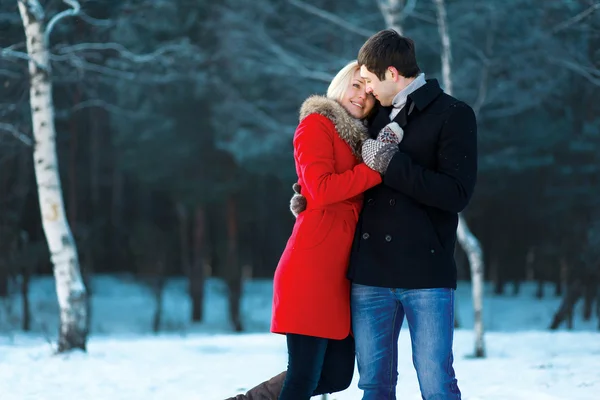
1,275,599,399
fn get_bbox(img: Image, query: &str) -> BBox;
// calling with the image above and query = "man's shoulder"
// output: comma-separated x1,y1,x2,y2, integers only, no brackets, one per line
428,92,474,117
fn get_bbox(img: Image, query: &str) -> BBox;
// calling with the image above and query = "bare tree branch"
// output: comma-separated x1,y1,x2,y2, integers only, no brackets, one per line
553,2,600,34
404,0,418,16
288,0,374,38
0,122,33,146
0,68,23,78
1,47,32,62
78,12,114,29
0,103,19,118
483,101,540,120
377,0,421,34
54,99,159,120
255,28,333,82
45,0,81,46
548,57,600,86
219,81,290,133
54,40,202,64
1,44,49,72
473,6,496,117
433,0,452,94
0,12,21,24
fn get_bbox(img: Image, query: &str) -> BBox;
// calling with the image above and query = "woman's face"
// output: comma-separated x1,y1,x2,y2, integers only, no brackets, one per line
340,69,376,119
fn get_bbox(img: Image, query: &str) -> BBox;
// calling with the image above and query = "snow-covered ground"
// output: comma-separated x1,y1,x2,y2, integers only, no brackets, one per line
0,275,599,399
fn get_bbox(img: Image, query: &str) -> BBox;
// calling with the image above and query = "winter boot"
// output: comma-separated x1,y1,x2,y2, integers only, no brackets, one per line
224,371,286,400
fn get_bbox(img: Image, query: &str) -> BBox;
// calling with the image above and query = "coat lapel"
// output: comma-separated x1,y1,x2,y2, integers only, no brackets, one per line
368,79,443,138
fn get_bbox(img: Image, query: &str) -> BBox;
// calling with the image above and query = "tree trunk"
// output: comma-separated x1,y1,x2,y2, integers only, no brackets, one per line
176,202,191,279
377,0,408,35
68,88,80,233
110,149,123,270
550,280,582,330
557,257,568,297
525,247,535,281
433,0,485,357
434,0,452,95
494,269,505,295
21,264,31,332
18,0,88,352
512,279,520,296
152,283,164,333
190,204,206,322
110,151,122,229
583,280,594,321
536,272,544,299
226,195,243,332
0,258,9,298
596,284,600,331
152,259,166,333
457,215,485,357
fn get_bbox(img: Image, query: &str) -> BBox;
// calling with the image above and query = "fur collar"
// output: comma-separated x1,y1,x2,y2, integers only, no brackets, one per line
299,95,369,161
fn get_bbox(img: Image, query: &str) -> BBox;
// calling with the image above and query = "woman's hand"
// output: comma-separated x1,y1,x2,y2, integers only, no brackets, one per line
290,183,307,217
361,139,398,174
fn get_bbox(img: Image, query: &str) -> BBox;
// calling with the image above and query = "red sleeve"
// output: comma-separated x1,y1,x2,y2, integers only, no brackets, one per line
294,114,382,206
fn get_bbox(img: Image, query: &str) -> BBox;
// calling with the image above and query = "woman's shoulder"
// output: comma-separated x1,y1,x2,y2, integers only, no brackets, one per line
294,113,336,145
298,95,346,124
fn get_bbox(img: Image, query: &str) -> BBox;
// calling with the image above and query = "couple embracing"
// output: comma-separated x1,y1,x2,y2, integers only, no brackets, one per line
226,28,477,400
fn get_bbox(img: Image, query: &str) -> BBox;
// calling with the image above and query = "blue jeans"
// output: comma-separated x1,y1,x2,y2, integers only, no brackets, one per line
279,334,355,400
351,283,461,400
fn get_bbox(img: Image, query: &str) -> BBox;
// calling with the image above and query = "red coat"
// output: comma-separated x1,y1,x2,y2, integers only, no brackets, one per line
271,96,382,339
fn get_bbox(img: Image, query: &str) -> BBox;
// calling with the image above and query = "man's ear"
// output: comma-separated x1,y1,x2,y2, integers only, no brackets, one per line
387,66,400,82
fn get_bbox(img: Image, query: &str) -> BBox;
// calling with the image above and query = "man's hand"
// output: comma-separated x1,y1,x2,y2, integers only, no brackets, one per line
361,139,399,174
290,183,307,217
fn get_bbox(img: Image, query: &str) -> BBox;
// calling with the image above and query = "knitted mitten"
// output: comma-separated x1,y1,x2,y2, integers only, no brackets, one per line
377,122,404,145
289,183,307,217
361,139,398,174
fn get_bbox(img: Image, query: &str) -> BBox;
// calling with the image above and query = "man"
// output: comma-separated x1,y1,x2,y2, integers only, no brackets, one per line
346,29,477,399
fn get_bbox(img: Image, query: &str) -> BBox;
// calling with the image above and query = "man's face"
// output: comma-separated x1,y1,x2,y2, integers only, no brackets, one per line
360,65,399,107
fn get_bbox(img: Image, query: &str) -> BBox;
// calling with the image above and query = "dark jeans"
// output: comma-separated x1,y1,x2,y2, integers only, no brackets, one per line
279,333,355,400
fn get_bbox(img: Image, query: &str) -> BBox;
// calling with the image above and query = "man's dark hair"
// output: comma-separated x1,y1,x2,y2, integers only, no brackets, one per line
358,29,421,80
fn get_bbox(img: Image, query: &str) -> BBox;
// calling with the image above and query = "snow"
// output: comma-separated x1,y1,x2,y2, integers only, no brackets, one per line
1,275,599,399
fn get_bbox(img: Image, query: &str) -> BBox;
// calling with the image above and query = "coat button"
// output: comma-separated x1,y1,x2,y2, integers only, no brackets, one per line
389,199,396,206
363,233,370,240
385,235,392,242
367,198,374,205
431,249,436,254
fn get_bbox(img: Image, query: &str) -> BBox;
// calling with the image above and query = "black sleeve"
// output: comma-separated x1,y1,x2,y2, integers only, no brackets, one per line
382,102,478,213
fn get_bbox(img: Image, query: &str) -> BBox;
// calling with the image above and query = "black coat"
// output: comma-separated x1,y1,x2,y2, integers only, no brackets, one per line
347,79,478,289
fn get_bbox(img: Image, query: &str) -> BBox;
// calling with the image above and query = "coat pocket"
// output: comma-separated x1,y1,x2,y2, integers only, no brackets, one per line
420,206,444,251
291,209,335,250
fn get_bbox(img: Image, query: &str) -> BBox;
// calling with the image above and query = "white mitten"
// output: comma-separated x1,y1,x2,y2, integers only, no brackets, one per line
377,122,404,145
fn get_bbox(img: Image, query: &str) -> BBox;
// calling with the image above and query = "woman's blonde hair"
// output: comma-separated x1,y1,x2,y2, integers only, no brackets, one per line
326,60,359,103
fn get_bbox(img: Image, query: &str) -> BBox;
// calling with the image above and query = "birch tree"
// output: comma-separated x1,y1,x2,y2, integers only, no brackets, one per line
17,0,88,352
433,0,485,357
377,0,417,34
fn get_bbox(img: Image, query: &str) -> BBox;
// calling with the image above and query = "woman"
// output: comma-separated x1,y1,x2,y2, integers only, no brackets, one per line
225,60,381,400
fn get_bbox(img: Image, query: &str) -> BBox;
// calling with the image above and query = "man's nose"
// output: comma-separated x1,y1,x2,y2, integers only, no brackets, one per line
365,86,373,94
